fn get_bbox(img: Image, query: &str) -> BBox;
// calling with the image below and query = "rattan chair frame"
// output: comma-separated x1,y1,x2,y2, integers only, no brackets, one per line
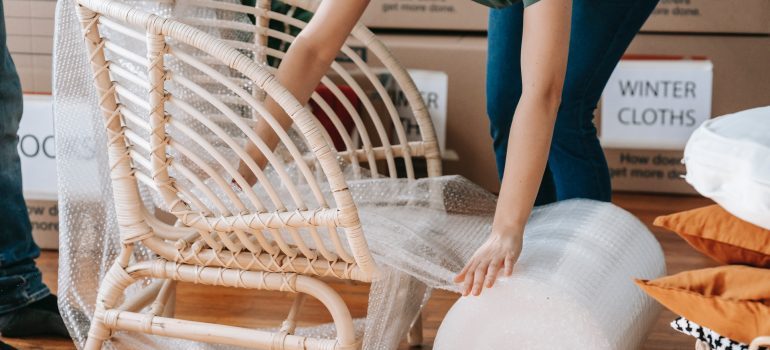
73,0,441,348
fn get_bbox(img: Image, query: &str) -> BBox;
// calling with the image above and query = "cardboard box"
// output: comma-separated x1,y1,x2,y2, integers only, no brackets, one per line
641,0,770,34
7,35,54,54
9,53,52,93
3,0,56,56
354,32,770,194
4,1,57,19
604,148,695,195
599,34,770,193
354,34,500,192
5,17,55,37
26,199,59,250
360,0,488,32
359,0,770,34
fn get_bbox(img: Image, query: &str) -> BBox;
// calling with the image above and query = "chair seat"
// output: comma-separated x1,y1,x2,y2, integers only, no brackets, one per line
146,211,370,282
170,240,369,282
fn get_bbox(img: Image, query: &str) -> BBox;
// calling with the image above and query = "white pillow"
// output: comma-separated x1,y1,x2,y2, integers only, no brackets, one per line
684,106,770,230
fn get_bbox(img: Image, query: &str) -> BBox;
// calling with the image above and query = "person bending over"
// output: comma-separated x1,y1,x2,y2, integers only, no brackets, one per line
237,0,658,297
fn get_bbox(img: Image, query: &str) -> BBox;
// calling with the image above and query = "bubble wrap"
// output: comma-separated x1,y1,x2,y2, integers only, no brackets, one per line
53,1,663,349
434,200,666,350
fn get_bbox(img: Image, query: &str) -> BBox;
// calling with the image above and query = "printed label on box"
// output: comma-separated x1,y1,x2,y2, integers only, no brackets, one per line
641,0,770,34
361,0,488,31
600,60,713,150
378,69,448,153
649,0,703,21
18,95,57,200
605,148,696,194
375,0,463,16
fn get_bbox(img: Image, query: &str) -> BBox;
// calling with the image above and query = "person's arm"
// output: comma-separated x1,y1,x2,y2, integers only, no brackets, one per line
454,0,572,296
238,1,370,184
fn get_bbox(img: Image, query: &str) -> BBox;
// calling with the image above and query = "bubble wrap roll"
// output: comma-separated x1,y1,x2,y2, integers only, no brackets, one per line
434,200,665,350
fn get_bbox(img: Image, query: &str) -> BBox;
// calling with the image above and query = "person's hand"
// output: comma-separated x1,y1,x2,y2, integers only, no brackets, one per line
453,229,523,296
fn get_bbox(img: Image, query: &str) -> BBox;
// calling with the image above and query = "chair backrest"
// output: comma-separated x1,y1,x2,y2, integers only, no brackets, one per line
174,0,443,179
74,0,377,279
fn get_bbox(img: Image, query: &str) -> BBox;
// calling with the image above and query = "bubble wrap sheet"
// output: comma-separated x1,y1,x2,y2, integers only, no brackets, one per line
53,1,663,349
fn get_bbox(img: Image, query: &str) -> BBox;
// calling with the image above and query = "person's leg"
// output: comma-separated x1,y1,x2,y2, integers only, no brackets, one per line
486,3,557,205
0,2,68,339
0,0,50,316
0,339,17,350
549,0,659,201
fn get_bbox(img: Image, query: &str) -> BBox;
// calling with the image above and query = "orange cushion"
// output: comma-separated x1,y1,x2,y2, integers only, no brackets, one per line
654,205,770,267
636,265,770,344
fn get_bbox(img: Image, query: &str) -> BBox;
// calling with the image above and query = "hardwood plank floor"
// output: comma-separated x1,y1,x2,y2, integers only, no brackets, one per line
2,192,714,350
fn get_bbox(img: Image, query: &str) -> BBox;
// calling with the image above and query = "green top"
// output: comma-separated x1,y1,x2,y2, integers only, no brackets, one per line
471,0,540,9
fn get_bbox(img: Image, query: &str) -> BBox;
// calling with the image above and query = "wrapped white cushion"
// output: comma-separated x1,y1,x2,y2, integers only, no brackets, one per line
684,106,770,230
433,200,665,350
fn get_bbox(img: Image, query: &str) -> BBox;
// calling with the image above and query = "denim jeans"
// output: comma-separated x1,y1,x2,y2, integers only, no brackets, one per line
0,1,50,315
486,0,659,205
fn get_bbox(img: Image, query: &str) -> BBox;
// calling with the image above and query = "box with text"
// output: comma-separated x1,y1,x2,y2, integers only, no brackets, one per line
600,59,712,150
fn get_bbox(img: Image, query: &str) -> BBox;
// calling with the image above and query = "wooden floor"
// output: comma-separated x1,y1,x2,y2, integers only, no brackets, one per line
2,192,715,350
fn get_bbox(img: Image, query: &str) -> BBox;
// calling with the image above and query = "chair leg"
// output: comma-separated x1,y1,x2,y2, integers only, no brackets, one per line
161,281,177,318
148,279,176,318
118,279,164,312
280,293,306,335
82,259,363,349
83,324,108,350
124,260,360,349
84,262,139,349
407,312,423,348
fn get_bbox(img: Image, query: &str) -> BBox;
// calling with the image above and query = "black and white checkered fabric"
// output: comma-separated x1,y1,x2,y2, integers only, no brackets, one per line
671,317,767,350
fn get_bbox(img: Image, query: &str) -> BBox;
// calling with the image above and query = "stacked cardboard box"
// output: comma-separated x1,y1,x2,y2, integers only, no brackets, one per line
359,0,770,195
4,0,56,93
4,2,58,248
603,20,770,194
361,0,770,34
595,1,770,195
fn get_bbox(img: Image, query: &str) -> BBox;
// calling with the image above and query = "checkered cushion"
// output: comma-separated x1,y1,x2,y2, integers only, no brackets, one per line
671,317,767,350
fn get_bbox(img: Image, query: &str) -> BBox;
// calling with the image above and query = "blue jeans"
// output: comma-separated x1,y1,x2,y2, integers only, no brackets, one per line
486,0,659,205
0,0,50,315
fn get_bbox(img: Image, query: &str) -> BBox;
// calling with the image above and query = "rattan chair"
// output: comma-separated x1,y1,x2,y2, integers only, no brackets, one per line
73,0,441,348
